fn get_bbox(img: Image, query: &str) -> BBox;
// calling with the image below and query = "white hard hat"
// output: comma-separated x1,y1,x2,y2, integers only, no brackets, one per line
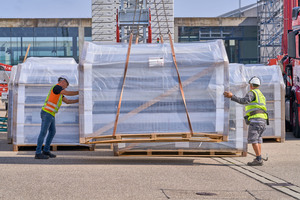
58,75,69,85
248,76,261,86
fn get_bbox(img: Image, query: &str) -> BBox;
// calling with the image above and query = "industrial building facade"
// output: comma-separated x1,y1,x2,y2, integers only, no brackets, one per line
0,17,258,65
175,17,258,64
0,19,91,65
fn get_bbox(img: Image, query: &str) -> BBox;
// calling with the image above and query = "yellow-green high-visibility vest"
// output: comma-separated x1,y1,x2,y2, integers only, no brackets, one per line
245,89,268,120
42,84,63,117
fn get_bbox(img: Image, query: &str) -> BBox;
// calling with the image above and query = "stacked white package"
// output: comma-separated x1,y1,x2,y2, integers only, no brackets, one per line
7,65,17,143
12,57,81,145
245,65,285,141
115,63,248,154
79,40,230,148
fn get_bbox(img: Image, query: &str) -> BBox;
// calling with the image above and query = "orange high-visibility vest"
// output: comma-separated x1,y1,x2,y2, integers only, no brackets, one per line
42,84,63,116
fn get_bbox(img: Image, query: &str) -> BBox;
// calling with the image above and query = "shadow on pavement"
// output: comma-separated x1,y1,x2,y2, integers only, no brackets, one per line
0,154,231,166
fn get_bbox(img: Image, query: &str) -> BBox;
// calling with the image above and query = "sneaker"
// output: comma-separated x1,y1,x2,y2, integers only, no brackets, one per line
43,151,56,158
247,158,263,166
35,153,49,159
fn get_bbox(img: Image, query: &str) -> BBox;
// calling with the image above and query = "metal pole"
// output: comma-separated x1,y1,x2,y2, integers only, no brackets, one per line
239,0,242,17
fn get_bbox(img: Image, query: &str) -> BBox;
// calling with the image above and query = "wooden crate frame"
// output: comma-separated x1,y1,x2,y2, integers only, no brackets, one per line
114,148,246,157
79,36,230,145
84,132,225,144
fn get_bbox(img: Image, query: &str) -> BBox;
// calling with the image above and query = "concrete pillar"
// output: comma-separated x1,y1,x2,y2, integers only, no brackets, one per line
78,20,85,62
174,23,178,43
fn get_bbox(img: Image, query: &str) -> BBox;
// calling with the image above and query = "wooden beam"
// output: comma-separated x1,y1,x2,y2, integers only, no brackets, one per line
23,44,31,63
113,33,133,136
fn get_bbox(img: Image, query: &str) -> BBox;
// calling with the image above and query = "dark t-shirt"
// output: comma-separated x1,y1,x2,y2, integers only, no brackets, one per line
53,85,64,97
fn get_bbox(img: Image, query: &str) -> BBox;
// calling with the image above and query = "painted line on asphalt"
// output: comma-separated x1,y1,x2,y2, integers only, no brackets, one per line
213,157,300,199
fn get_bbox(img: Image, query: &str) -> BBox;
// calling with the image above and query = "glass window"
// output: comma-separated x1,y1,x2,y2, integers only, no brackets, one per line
232,27,243,37
21,28,34,61
57,28,78,57
200,28,210,38
0,28,10,37
211,27,221,38
240,40,258,59
243,26,258,38
0,37,11,64
85,27,92,41
0,26,91,64
224,39,239,63
222,27,233,38
34,28,57,57
10,28,21,64
0,28,11,64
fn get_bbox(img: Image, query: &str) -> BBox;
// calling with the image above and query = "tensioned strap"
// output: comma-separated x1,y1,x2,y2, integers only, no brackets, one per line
168,32,194,135
160,34,164,43
113,33,134,136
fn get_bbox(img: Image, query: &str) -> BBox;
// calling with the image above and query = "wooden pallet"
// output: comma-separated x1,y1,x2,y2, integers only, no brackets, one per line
114,149,246,157
13,144,95,152
83,132,225,144
262,136,284,143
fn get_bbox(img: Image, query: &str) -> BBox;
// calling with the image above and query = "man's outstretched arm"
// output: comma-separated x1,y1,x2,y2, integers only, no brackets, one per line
231,91,255,105
62,97,79,104
61,90,79,96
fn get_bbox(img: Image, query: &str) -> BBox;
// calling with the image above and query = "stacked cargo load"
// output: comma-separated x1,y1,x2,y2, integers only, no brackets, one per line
7,65,17,143
78,40,246,155
113,63,248,156
245,65,285,142
11,57,82,150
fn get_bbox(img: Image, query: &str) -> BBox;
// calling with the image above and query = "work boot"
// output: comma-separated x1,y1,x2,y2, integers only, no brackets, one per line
43,151,56,158
247,158,263,166
35,153,49,159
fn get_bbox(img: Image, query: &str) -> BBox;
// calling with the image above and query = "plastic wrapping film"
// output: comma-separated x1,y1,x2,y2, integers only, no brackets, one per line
11,57,80,145
79,40,230,143
245,65,285,138
7,65,17,142
115,63,248,152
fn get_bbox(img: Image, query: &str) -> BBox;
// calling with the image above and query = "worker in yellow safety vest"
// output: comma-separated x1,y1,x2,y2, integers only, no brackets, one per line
35,75,79,159
223,76,269,166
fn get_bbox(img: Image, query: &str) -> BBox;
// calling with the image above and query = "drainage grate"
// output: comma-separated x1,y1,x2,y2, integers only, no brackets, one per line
196,192,217,196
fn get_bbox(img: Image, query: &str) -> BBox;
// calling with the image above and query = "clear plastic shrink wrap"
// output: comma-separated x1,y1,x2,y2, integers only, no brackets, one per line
11,57,80,145
245,65,285,140
114,63,248,152
79,40,233,149
7,65,17,143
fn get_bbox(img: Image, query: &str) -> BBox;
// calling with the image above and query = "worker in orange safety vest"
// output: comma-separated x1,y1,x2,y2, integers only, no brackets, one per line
35,75,79,159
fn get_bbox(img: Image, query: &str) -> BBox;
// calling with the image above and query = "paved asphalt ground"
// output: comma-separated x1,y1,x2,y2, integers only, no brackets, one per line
1,130,300,200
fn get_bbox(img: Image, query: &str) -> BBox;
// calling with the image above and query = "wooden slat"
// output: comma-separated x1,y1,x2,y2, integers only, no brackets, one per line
116,149,245,157
85,132,222,140
84,133,224,144
23,44,31,62
113,33,133,136
262,136,282,143
168,32,193,135
86,138,222,144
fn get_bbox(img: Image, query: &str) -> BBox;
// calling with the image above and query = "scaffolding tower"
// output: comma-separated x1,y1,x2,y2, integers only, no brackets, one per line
117,0,150,43
92,0,174,43
257,0,284,64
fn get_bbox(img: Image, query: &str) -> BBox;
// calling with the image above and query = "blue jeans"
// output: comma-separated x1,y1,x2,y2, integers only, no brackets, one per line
36,110,56,154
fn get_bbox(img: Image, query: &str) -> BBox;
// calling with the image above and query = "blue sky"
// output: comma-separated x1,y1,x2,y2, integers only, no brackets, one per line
175,0,257,17
0,0,257,18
